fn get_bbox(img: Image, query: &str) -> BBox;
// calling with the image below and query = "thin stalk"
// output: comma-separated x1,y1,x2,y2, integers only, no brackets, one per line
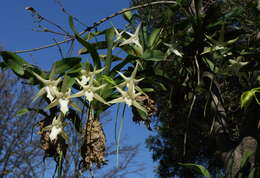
116,104,126,168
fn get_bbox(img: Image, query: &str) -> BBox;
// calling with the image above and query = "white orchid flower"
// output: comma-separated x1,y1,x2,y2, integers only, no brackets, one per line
46,89,73,115
113,25,125,43
120,23,143,51
80,68,104,85
49,126,62,141
32,71,61,102
117,63,144,93
109,86,147,113
109,63,147,113
71,77,108,105
47,115,68,142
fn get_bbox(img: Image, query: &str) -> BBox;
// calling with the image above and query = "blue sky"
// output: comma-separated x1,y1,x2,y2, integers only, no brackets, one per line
0,0,156,177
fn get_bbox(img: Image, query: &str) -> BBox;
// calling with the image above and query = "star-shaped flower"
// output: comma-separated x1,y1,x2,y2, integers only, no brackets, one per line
70,77,108,105
46,89,75,115
113,25,125,43
42,115,68,142
120,23,143,51
32,71,61,102
109,86,147,113
109,63,147,113
117,63,144,93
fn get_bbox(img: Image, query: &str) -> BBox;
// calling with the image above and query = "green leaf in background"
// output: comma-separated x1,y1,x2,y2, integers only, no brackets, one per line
69,15,102,69
178,163,211,178
75,35,102,69
61,75,75,93
54,57,82,75
105,27,114,75
78,41,107,55
0,61,7,70
240,90,256,110
147,28,161,48
69,16,78,35
142,49,165,61
102,75,117,85
240,151,254,169
0,51,28,75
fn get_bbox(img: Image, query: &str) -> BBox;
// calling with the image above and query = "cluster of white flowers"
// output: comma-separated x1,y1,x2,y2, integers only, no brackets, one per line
32,24,148,142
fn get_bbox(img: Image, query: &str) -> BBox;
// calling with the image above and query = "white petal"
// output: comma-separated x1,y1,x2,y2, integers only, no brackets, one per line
45,86,55,101
59,98,69,115
49,126,62,141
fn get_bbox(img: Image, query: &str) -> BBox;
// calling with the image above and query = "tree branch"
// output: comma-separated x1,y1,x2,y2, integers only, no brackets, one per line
14,1,176,54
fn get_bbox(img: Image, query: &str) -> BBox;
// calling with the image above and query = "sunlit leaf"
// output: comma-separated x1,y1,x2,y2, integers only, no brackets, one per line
179,163,211,178
147,28,161,48
0,51,28,75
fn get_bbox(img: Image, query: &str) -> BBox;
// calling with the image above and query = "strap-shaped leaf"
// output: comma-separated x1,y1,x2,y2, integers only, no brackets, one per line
61,75,75,93
0,51,28,75
54,57,82,75
179,163,211,178
147,28,161,48
78,41,107,55
69,16,101,69
105,28,114,75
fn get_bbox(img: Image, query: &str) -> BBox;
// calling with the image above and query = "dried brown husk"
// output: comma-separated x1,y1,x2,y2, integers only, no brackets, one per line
133,95,157,120
81,117,106,170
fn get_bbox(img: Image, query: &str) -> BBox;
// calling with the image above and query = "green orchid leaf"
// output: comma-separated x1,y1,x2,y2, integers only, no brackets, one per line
240,151,254,169
76,35,101,69
147,28,161,48
54,57,82,75
110,55,135,77
0,61,7,70
69,16,101,69
69,16,78,35
102,75,117,85
142,88,154,93
105,27,114,74
178,163,211,178
248,168,255,178
61,75,75,93
240,90,255,110
78,41,107,55
142,49,165,61
0,51,28,76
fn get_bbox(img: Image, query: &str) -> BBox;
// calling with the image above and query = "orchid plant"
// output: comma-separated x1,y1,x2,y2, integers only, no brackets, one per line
0,14,162,176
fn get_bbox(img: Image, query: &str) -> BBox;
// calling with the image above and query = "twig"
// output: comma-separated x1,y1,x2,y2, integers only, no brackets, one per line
15,1,177,54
